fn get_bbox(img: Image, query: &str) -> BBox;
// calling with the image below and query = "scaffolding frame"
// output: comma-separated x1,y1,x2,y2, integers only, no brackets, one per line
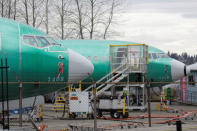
110,44,149,111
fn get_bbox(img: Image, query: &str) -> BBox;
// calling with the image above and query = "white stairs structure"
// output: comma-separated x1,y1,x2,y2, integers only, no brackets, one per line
83,64,129,96
83,44,149,102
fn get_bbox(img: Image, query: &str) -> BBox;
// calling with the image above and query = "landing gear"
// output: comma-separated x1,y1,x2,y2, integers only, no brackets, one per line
69,113,77,119
111,111,121,118
97,110,103,117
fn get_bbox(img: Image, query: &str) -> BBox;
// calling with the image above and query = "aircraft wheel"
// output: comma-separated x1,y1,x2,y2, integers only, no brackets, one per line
97,110,103,117
69,113,76,119
141,108,147,112
87,113,93,119
111,111,120,118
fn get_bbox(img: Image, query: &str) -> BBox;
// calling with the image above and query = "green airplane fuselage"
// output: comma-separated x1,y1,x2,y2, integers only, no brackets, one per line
0,18,69,100
59,40,173,85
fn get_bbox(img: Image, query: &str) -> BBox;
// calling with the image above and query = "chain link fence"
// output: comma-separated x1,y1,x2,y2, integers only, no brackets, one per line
0,81,196,130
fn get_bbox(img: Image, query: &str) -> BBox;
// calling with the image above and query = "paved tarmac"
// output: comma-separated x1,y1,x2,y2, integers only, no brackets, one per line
38,102,197,131
5,102,197,131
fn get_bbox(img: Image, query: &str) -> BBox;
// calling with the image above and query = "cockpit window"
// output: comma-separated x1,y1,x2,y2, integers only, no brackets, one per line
150,53,169,59
157,53,169,58
23,35,37,46
45,37,60,45
35,36,50,48
23,35,61,48
152,53,158,59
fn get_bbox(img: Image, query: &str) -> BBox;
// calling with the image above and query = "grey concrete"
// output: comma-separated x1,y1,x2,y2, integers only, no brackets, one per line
5,102,197,131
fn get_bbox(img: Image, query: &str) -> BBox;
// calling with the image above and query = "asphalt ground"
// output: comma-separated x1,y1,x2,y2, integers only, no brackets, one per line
39,102,197,131
5,102,197,131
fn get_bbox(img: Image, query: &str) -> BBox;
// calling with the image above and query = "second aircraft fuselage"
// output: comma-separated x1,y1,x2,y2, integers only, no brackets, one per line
59,40,189,86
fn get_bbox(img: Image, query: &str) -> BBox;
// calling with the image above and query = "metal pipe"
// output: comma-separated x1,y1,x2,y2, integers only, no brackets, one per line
19,83,22,127
6,58,9,129
93,83,97,131
147,82,151,127
1,58,5,128
176,120,182,131
88,73,97,131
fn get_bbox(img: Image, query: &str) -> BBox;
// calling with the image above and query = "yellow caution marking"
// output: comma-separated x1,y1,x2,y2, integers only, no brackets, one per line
52,109,69,111
110,44,147,47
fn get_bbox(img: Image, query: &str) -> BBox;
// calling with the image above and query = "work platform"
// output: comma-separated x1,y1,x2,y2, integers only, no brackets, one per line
57,44,149,119
84,44,149,112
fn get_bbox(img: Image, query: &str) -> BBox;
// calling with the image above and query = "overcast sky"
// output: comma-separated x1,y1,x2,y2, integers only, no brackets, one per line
111,0,197,55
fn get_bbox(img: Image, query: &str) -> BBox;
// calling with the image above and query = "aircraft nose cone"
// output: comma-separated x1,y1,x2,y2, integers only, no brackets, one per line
68,49,94,82
171,59,190,81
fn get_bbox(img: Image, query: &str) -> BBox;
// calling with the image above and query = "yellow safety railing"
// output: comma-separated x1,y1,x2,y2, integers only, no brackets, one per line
109,44,147,47
123,97,126,115
52,97,68,111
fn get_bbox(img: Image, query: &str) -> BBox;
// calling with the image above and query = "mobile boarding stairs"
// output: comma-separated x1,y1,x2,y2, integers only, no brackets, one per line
83,44,149,111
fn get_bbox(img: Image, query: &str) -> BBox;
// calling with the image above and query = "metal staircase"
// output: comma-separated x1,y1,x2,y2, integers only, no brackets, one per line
83,63,129,96
84,44,149,99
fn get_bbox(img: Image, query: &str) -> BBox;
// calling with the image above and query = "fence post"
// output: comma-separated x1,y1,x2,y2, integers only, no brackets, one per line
1,58,5,128
176,120,182,131
5,58,9,129
88,73,97,131
147,82,151,127
93,83,97,131
19,83,22,127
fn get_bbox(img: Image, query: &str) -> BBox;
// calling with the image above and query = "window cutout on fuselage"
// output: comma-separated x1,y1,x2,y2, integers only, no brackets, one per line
94,56,98,61
152,53,158,59
150,53,169,59
23,35,58,48
101,56,104,61
88,56,91,61
23,35,37,47
36,36,50,48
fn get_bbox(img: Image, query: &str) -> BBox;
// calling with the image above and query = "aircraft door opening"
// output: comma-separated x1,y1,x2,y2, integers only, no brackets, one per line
110,44,148,73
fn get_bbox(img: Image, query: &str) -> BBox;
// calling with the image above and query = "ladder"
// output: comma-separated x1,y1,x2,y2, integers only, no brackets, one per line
84,63,129,96
84,44,149,98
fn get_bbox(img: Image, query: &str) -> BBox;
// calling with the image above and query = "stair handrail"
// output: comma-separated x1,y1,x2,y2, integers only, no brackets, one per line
96,73,129,96
83,62,128,92
96,67,129,91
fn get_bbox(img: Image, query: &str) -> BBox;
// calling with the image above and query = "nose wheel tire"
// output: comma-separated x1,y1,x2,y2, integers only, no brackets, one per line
97,110,103,117
111,111,120,118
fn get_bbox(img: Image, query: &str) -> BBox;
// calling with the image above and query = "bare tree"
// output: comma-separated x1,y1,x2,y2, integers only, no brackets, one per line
45,0,49,34
7,0,11,18
89,0,95,39
0,0,5,17
75,0,120,40
23,0,29,24
29,0,45,28
2,0,121,40
32,0,35,27
103,0,115,39
55,0,72,40
13,0,17,20
74,0,84,39
61,0,64,39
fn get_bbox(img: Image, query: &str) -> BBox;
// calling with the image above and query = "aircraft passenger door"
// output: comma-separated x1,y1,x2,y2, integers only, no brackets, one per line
128,46,140,70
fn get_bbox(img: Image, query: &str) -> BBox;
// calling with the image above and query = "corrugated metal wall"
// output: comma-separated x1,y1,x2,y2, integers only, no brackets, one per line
179,71,197,105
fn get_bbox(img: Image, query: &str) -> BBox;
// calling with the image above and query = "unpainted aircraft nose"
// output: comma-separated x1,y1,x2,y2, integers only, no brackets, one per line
171,59,190,81
68,49,94,82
